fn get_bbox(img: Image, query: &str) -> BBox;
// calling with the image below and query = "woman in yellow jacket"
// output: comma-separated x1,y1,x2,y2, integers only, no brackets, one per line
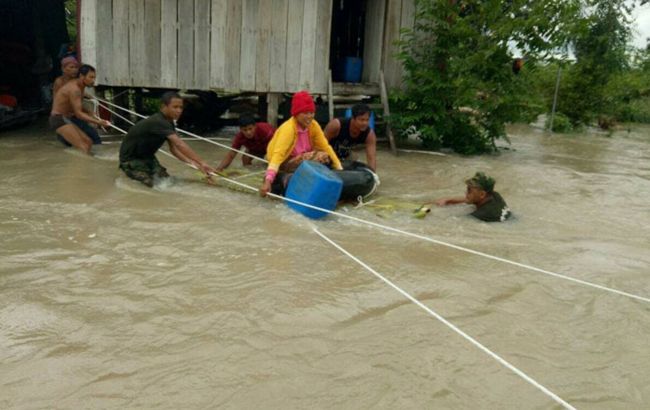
260,91,342,196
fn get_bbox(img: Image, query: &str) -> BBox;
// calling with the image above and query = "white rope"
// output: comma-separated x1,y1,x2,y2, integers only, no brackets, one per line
232,170,265,180
103,101,650,305
211,171,650,303
180,136,231,142
312,228,576,410
93,96,268,163
108,123,128,135
398,148,447,156
157,141,577,410
99,104,135,129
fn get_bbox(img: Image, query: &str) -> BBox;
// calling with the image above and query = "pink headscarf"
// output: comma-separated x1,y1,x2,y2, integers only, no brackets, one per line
61,56,79,67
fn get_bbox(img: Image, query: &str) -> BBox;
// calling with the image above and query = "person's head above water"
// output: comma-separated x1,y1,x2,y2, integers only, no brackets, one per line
160,91,184,122
465,172,495,205
291,90,315,129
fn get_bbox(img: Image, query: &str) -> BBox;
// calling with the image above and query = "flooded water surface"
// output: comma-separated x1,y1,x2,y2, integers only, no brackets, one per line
1,120,649,409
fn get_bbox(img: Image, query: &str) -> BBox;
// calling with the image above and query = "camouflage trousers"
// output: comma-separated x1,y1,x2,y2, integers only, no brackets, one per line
119,157,169,187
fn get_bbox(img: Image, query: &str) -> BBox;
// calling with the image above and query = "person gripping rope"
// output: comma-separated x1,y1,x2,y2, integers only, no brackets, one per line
259,91,342,197
49,64,110,154
52,57,102,146
324,103,377,171
215,113,274,172
119,92,216,187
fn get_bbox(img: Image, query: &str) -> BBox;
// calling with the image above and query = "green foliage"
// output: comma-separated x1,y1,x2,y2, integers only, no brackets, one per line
64,0,77,43
559,0,636,126
392,0,581,154
142,97,161,115
520,2,650,130
545,112,573,132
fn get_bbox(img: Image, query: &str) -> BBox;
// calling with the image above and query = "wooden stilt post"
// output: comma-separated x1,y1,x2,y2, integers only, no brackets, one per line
267,93,281,128
380,71,397,155
328,70,334,121
258,93,268,121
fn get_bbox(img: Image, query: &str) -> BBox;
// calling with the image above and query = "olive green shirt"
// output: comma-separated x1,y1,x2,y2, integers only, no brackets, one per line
471,191,511,222
119,112,175,163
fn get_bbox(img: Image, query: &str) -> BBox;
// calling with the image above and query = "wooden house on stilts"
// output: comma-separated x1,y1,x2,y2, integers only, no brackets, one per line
79,0,416,147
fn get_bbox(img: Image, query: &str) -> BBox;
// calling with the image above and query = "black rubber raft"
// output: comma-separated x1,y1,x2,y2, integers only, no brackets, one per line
334,161,379,201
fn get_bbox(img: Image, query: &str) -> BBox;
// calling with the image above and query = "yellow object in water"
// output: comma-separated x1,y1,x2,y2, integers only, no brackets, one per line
413,205,431,219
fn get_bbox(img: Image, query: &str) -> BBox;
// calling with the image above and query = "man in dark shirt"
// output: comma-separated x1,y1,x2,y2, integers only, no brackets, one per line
433,172,511,222
324,103,377,171
119,92,216,187
215,113,274,172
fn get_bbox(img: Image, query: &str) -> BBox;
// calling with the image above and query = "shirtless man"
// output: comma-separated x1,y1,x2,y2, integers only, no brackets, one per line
52,57,102,146
49,64,110,154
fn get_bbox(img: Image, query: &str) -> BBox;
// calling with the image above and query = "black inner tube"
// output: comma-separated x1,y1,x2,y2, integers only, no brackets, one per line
335,161,377,200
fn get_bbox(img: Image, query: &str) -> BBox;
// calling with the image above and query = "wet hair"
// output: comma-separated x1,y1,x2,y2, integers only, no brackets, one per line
161,91,182,106
77,64,96,77
238,113,256,127
351,103,371,118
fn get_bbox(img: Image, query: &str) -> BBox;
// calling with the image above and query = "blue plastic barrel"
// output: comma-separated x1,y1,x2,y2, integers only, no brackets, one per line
339,57,363,83
285,161,343,219
344,108,375,130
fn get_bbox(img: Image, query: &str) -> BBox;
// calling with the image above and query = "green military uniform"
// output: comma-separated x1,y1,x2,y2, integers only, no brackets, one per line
119,112,175,187
466,172,511,223
471,191,511,222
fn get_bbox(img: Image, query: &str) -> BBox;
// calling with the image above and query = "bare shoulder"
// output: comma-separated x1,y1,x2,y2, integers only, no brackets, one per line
324,118,341,136
328,118,341,128
59,80,79,95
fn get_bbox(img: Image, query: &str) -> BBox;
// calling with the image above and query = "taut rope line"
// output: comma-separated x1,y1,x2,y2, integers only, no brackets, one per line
107,105,578,409
94,96,268,164
313,227,576,410
99,101,650,305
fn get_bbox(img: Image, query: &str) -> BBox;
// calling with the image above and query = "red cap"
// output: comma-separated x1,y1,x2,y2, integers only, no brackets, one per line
291,90,316,117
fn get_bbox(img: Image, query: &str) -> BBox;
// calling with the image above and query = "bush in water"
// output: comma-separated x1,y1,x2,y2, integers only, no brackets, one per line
546,113,573,133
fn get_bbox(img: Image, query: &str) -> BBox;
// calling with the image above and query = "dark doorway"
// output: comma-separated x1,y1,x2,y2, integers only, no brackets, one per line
0,0,71,114
329,0,368,83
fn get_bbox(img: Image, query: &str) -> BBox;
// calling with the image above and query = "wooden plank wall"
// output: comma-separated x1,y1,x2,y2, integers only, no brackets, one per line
94,0,113,84
80,0,333,93
382,0,416,89
160,0,178,87
194,0,211,89
269,0,289,92
79,0,97,67
223,0,242,90
177,0,195,89
240,0,259,90
144,0,162,86
362,0,386,84
284,0,304,92
209,0,227,89
112,0,130,85
128,0,146,86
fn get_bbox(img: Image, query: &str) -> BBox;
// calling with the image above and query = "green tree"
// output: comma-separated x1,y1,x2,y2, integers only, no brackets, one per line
65,0,77,43
559,0,636,127
392,0,581,154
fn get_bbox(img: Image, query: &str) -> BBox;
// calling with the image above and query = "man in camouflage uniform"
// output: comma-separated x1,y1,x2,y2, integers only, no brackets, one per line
434,172,511,222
